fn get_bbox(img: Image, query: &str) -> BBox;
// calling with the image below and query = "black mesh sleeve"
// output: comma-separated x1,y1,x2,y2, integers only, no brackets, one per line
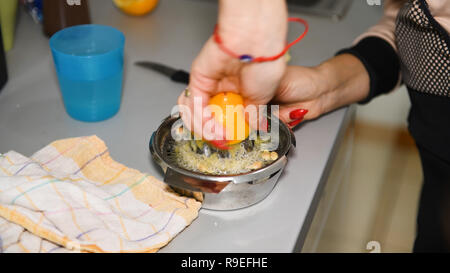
336,36,401,104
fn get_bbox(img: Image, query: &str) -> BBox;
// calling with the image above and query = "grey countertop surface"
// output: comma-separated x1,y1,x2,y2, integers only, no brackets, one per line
0,0,382,252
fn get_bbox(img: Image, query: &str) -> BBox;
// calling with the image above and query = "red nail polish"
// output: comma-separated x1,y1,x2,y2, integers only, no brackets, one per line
288,118,304,128
289,109,308,120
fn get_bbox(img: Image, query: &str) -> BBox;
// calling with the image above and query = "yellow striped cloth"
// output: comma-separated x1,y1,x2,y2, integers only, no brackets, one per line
0,136,201,253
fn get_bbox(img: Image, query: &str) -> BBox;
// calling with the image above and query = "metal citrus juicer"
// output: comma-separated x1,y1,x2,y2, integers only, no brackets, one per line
149,105,296,210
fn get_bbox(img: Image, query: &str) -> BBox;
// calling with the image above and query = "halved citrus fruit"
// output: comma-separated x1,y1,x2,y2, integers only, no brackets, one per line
113,0,159,16
208,92,250,146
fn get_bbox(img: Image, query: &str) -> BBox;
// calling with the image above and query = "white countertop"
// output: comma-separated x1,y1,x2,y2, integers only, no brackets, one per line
0,0,382,252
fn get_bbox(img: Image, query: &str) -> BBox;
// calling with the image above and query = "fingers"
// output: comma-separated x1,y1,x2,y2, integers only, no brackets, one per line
177,38,232,145
178,85,228,143
279,107,308,128
273,66,322,103
270,65,326,129
278,101,321,128
287,109,308,127
240,57,286,132
243,104,269,133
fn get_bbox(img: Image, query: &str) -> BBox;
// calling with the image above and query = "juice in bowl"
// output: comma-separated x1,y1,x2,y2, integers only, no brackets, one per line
49,24,125,122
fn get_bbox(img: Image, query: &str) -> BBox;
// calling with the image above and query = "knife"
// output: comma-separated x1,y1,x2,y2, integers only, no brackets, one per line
135,61,190,84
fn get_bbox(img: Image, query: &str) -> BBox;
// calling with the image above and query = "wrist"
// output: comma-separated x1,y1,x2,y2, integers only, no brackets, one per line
217,0,288,57
314,54,371,112
312,61,335,97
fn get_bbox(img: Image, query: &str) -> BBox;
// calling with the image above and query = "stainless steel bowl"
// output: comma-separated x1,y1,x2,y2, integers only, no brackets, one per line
149,114,296,210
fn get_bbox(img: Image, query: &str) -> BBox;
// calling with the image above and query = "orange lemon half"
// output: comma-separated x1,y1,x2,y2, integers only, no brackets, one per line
113,0,159,16
208,92,250,146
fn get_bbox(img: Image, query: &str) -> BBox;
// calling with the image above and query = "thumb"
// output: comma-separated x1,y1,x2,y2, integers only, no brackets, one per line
177,38,229,142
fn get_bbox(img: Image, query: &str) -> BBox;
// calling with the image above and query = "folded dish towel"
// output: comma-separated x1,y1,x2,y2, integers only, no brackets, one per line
0,136,201,253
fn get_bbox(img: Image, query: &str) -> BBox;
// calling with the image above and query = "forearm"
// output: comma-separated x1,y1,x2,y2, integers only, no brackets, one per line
314,53,370,114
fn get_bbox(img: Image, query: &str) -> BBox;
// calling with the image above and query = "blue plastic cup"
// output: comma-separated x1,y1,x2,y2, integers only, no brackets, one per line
50,24,125,122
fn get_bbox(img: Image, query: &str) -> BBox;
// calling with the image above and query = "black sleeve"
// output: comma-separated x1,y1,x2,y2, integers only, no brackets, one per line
336,36,401,104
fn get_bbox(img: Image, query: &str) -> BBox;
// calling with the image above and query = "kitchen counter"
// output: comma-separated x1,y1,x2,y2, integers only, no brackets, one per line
0,0,382,252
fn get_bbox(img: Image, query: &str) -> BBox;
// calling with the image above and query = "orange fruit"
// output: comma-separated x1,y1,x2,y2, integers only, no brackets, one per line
208,92,250,146
113,0,159,16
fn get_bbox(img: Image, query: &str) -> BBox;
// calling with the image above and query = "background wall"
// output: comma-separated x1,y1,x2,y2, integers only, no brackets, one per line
356,85,411,128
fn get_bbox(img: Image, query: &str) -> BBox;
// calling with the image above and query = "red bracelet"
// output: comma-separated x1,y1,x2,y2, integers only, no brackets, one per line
213,17,309,63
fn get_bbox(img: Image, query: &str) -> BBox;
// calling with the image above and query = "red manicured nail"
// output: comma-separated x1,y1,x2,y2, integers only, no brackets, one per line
288,118,304,128
209,140,230,150
289,109,308,120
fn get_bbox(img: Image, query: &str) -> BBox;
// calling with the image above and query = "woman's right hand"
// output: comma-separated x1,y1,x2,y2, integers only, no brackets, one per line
273,65,327,128
274,54,371,128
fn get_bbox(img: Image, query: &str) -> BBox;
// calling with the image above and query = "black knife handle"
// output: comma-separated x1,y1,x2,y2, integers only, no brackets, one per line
170,70,190,84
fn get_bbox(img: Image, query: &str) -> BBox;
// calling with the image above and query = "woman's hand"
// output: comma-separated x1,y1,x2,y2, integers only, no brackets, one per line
274,54,371,128
273,66,326,127
177,0,288,144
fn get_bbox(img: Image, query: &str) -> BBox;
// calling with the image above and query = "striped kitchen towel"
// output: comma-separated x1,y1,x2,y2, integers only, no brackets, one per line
0,136,201,253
